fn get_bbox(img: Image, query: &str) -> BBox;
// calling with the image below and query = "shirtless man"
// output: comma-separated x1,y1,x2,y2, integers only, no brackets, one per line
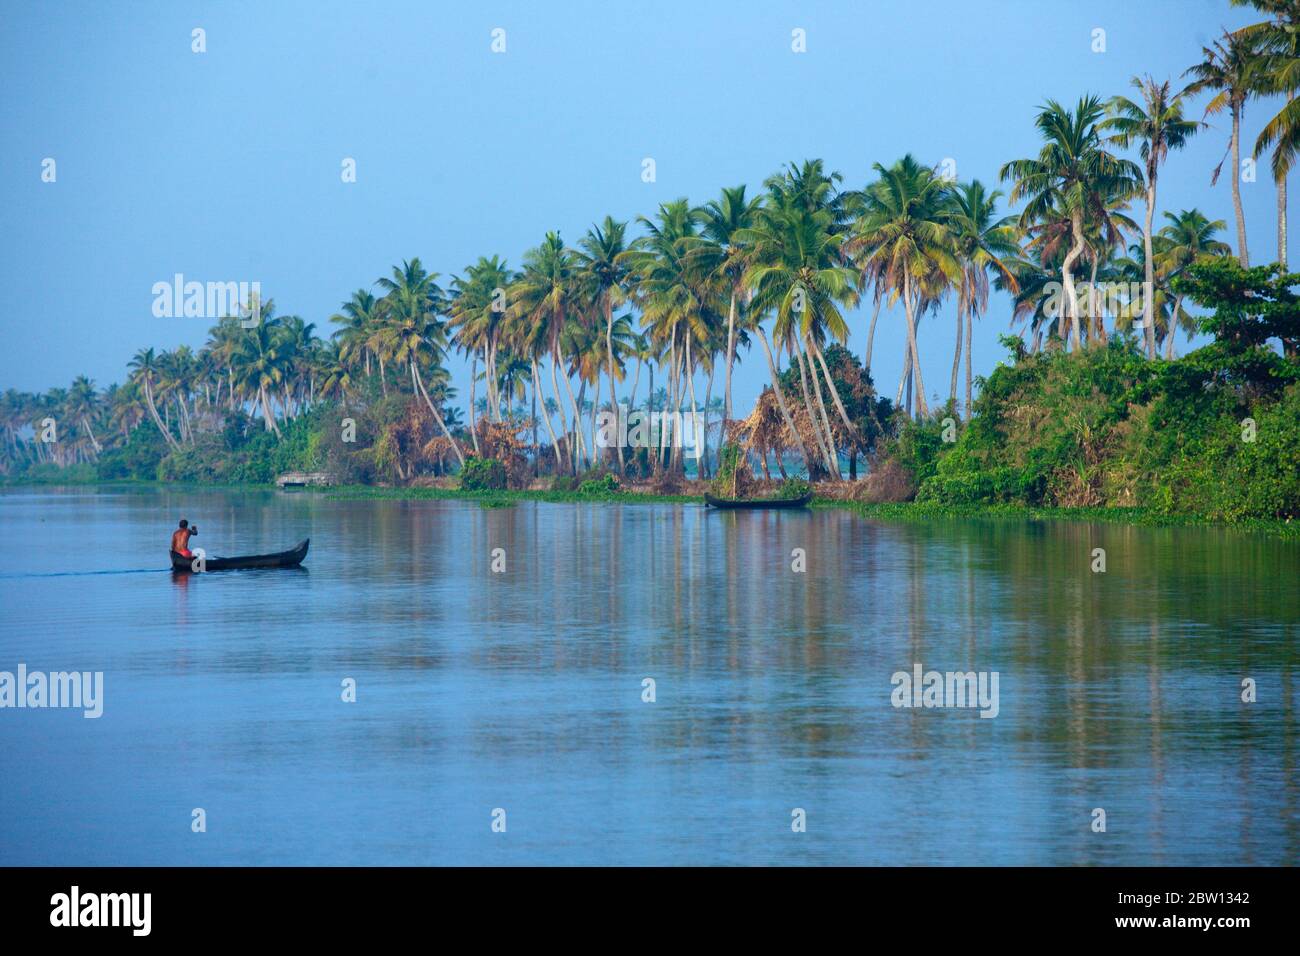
170,519,197,557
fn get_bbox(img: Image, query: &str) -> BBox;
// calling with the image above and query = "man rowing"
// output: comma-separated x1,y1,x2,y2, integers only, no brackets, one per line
170,519,197,558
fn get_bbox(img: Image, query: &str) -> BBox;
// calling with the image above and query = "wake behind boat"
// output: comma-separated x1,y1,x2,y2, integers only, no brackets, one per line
171,539,310,572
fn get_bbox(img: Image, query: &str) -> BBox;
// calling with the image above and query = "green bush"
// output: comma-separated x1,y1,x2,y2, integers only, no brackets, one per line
578,473,621,496
459,456,508,491
776,477,812,500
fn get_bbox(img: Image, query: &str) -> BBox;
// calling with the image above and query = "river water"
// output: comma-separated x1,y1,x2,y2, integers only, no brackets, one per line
0,486,1296,865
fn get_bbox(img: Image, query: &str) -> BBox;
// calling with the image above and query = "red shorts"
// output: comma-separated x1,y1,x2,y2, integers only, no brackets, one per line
178,548,193,558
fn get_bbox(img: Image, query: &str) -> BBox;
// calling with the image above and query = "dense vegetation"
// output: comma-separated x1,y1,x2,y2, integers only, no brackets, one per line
3,0,1298,524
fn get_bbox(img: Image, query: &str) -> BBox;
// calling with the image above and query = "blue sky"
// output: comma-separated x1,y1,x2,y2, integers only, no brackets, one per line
0,0,1274,413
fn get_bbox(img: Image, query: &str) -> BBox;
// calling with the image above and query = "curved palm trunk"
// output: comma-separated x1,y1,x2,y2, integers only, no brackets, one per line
1166,295,1183,359
864,295,882,377
812,341,856,438
143,378,180,450
258,384,282,438
1231,105,1250,267
756,326,810,467
1061,213,1087,352
794,343,835,476
80,417,101,457
803,341,839,478
532,358,563,470
411,359,465,468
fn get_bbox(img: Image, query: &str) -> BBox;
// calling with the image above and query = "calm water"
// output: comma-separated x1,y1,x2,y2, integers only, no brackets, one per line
0,486,1296,866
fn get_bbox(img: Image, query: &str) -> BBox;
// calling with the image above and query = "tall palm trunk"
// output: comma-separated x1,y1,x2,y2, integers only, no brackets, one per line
1278,171,1288,270
1231,104,1250,267
964,301,975,419
902,267,930,416
258,384,282,438
950,287,964,407
532,358,562,470
556,347,587,470
864,295,882,377
411,359,465,467
468,354,481,455
722,290,737,443
1141,180,1158,358
756,326,810,466
605,299,624,475
685,334,701,477
547,347,572,470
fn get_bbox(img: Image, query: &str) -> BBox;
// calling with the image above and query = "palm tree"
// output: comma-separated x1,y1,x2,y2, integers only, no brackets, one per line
739,185,859,475
1104,76,1201,357
1234,0,1300,268
376,258,465,467
575,217,630,473
127,347,180,450
64,375,102,460
853,155,962,417
1154,208,1233,357
231,317,289,437
620,200,707,474
1183,29,1265,267
509,232,581,472
691,185,763,446
948,181,1020,416
1001,96,1143,352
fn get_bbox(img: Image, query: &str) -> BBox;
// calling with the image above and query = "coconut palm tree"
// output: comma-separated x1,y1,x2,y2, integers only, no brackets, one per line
1001,96,1144,352
1154,208,1233,357
739,187,859,476
127,347,180,450
690,186,763,445
64,375,102,460
948,181,1020,417
1183,29,1265,267
376,258,464,467
230,318,289,438
575,217,630,473
853,155,962,417
509,232,581,472
1104,76,1201,357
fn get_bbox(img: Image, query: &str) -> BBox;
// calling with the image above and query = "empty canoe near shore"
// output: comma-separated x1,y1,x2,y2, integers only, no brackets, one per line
704,492,813,510
170,539,310,572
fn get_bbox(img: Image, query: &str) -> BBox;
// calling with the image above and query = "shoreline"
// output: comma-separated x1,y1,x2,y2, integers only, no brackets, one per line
6,478,1296,538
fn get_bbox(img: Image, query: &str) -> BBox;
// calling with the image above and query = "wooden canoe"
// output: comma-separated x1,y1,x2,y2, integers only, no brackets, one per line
171,538,310,572
704,492,813,510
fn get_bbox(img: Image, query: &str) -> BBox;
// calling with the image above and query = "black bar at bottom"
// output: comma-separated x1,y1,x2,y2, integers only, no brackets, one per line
0,866,1286,941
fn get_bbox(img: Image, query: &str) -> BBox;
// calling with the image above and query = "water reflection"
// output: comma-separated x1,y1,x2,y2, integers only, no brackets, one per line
0,487,1295,865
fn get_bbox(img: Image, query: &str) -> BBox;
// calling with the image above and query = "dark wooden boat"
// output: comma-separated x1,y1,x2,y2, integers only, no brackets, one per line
171,538,310,572
704,492,812,510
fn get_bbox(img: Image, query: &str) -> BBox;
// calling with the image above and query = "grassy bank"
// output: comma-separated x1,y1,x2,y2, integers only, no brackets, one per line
324,483,1300,538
